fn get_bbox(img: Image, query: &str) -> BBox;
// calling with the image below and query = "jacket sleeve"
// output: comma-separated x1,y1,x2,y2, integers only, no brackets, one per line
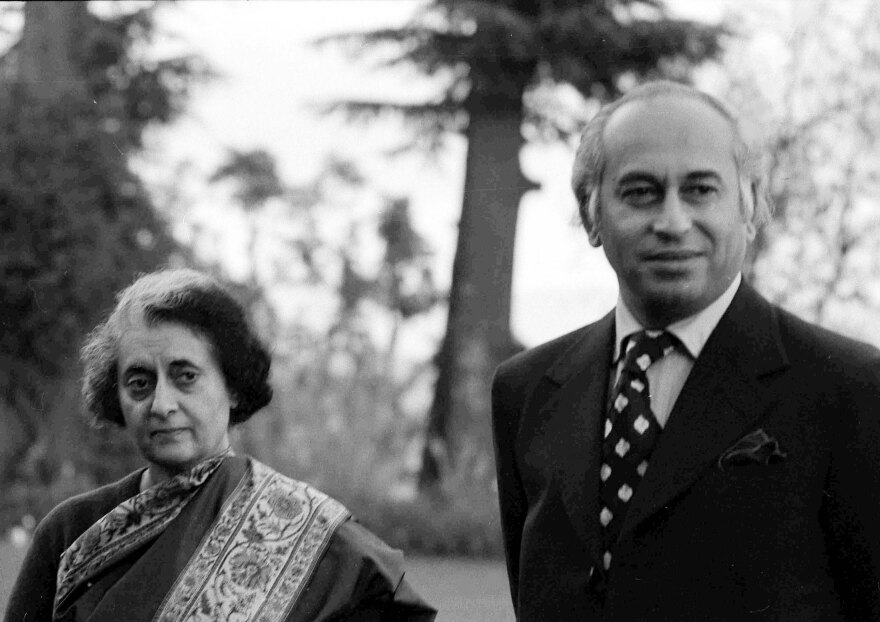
491,361,528,614
821,357,880,620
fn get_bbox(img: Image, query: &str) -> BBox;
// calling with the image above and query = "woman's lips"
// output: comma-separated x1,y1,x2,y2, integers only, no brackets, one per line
150,428,188,438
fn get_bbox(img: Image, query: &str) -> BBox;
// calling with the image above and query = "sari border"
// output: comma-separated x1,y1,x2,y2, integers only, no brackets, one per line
261,487,350,621
53,453,228,620
150,455,253,618
153,458,350,622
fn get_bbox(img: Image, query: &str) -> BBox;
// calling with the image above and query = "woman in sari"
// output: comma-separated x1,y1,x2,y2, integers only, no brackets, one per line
4,268,437,622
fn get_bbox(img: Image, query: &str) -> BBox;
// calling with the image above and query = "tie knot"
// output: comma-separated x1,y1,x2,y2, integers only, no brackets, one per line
621,330,678,373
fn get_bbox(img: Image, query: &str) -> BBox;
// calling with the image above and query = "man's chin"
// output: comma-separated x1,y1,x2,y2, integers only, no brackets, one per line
639,285,711,324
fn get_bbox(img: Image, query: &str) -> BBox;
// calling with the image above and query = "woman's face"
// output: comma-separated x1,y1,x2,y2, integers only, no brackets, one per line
117,319,233,483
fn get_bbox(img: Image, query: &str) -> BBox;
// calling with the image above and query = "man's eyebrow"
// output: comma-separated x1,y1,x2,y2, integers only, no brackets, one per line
684,170,724,182
616,171,661,185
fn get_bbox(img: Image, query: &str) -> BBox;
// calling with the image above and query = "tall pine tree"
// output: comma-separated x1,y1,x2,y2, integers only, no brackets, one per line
323,0,724,489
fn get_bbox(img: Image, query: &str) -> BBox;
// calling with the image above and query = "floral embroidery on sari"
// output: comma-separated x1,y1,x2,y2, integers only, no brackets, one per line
53,451,231,619
153,459,350,622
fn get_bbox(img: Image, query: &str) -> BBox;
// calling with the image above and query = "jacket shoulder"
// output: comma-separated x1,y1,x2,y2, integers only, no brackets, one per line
774,304,880,370
495,323,593,386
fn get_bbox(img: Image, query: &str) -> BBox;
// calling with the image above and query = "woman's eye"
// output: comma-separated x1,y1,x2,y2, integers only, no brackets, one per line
126,376,154,399
176,371,198,385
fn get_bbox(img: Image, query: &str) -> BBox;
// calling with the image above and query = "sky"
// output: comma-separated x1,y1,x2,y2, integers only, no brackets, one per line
139,0,733,349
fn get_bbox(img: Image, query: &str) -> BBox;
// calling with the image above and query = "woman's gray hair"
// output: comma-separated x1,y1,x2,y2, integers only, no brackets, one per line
81,268,272,427
570,80,771,233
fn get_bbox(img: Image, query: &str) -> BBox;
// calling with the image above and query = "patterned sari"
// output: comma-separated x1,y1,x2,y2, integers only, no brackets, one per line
39,453,426,622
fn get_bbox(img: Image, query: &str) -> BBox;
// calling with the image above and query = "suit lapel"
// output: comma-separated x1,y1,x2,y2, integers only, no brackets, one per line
619,282,790,541
540,311,615,570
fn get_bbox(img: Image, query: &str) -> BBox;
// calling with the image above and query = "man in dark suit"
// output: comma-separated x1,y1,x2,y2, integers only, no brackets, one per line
491,81,880,621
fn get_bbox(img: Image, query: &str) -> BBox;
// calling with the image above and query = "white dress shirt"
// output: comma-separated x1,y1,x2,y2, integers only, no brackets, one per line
612,274,742,428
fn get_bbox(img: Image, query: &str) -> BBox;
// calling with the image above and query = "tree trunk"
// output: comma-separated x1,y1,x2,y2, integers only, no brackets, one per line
19,2,88,101
419,103,534,490
0,1,92,488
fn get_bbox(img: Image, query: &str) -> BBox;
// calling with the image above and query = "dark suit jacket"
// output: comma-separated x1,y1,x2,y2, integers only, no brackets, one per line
492,282,880,621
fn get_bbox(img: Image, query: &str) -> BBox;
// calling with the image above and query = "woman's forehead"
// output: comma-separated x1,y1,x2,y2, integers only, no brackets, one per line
117,319,215,368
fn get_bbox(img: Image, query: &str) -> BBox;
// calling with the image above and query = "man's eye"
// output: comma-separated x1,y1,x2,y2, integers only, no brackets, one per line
682,184,718,201
620,186,660,205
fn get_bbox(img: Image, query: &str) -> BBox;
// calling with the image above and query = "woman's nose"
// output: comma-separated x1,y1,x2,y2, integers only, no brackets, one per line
150,377,178,417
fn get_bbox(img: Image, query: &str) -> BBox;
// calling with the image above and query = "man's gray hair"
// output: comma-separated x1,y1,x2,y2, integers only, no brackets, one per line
570,80,771,232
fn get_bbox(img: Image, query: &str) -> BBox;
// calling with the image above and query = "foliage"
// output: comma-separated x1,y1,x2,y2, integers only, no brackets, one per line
0,86,175,445
728,0,880,338
0,1,209,528
210,149,284,210
205,149,453,550
319,0,726,148
1,2,213,151
208,150,441,327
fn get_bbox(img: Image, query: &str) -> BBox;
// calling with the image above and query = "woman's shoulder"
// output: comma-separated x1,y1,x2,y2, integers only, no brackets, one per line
333,518,404,568
324,520,437,618
36,469,143,545
243,458,437,619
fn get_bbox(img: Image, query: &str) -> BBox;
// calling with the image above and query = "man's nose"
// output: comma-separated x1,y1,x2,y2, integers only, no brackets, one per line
150,376,178,417
652,191,692,236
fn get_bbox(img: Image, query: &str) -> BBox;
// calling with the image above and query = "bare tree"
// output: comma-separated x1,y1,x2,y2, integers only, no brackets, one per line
728,0,880,340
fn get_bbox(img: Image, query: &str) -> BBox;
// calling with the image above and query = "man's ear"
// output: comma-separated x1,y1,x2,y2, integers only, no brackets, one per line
742,180,758,242
585,189,602,247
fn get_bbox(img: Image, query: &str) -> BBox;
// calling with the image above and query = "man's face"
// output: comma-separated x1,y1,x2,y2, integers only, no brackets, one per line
590,95,755,327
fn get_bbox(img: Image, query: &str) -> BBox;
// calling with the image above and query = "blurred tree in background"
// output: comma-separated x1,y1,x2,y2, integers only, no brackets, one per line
727,0,880,340
0,0,210,529
202,149,473,552
321,0,725,490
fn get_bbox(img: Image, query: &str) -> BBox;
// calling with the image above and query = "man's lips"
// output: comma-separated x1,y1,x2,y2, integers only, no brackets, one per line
643,250,704,261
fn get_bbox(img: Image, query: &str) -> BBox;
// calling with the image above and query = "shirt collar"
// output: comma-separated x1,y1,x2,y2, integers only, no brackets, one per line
614,273,742,362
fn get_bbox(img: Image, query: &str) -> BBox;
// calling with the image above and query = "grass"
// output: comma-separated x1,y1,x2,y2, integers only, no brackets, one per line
0,539,27,615
406,555,514,622
0,540,514,621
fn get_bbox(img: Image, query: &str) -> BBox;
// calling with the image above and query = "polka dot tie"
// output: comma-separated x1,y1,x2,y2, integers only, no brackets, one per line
599,329,678,573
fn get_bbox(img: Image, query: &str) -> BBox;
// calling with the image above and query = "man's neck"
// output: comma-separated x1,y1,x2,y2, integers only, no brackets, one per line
615,274,742,360
622,277,742,329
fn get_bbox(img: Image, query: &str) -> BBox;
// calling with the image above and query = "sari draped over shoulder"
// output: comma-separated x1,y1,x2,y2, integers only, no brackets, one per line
31,454,434,622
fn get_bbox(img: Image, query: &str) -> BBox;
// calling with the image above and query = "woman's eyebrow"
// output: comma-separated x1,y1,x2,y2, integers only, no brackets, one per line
121,364,152,378
169,359,200,370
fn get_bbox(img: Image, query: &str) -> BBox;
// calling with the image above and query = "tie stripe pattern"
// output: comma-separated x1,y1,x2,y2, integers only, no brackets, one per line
599,329,677,572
